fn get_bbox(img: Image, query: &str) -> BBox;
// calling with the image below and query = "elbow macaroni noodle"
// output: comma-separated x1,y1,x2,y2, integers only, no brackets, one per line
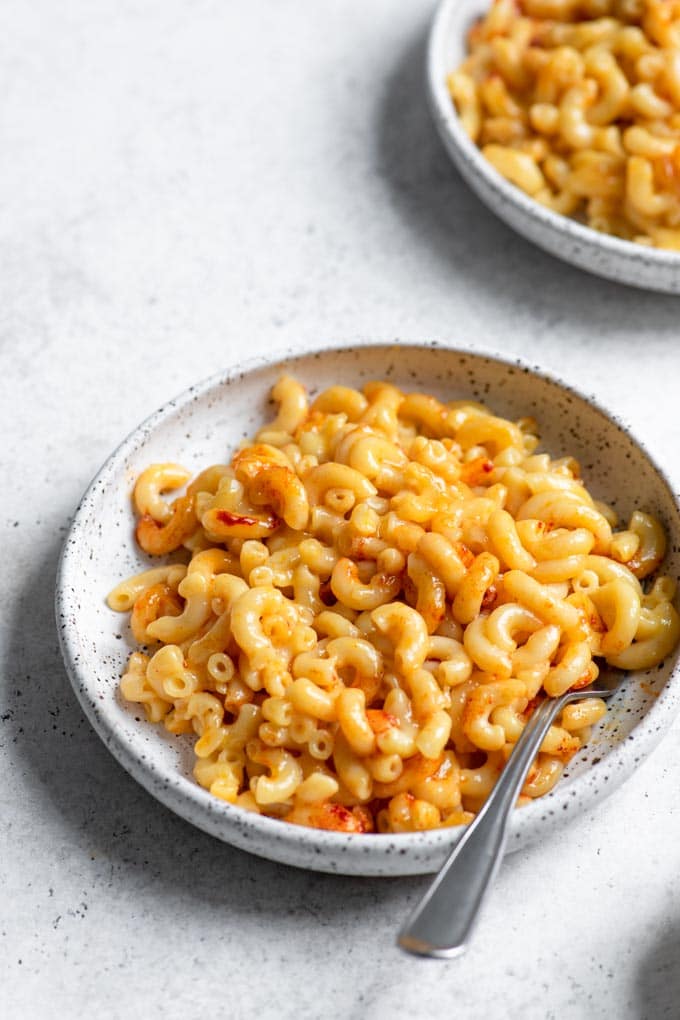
450,0,680,249
108,375,680,834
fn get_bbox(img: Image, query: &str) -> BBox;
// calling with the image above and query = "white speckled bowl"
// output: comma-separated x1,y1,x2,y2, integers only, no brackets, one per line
427,0,680,294
56,342,680,875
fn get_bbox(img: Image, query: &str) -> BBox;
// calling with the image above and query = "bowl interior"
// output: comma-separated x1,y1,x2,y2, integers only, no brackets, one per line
58,343,680,874
432,0,483,67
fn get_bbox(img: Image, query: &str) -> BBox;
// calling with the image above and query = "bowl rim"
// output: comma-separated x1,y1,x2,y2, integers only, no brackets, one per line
56,338,680,869
426,0,680,269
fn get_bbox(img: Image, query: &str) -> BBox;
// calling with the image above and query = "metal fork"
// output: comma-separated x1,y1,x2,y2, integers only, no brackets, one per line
398,673,624,959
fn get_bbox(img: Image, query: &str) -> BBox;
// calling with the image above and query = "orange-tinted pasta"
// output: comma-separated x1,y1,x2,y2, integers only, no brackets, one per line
450,0,680,248
107,375,679,833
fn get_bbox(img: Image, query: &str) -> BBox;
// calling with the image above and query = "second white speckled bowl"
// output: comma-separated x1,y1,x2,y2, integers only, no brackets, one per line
427,0,680,294
56,342,680,875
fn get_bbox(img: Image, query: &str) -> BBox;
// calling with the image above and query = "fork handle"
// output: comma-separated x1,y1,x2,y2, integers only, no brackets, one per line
398,691,569,958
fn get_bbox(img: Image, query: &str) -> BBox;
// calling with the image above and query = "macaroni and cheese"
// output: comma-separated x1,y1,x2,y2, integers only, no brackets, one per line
450,0,680,248
108,375,680,833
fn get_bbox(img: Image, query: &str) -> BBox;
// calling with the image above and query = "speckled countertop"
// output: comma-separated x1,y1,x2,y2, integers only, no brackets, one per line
2,2,680,1017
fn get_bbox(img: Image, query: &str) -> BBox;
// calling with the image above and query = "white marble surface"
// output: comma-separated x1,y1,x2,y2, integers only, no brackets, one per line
2,1,680,1017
